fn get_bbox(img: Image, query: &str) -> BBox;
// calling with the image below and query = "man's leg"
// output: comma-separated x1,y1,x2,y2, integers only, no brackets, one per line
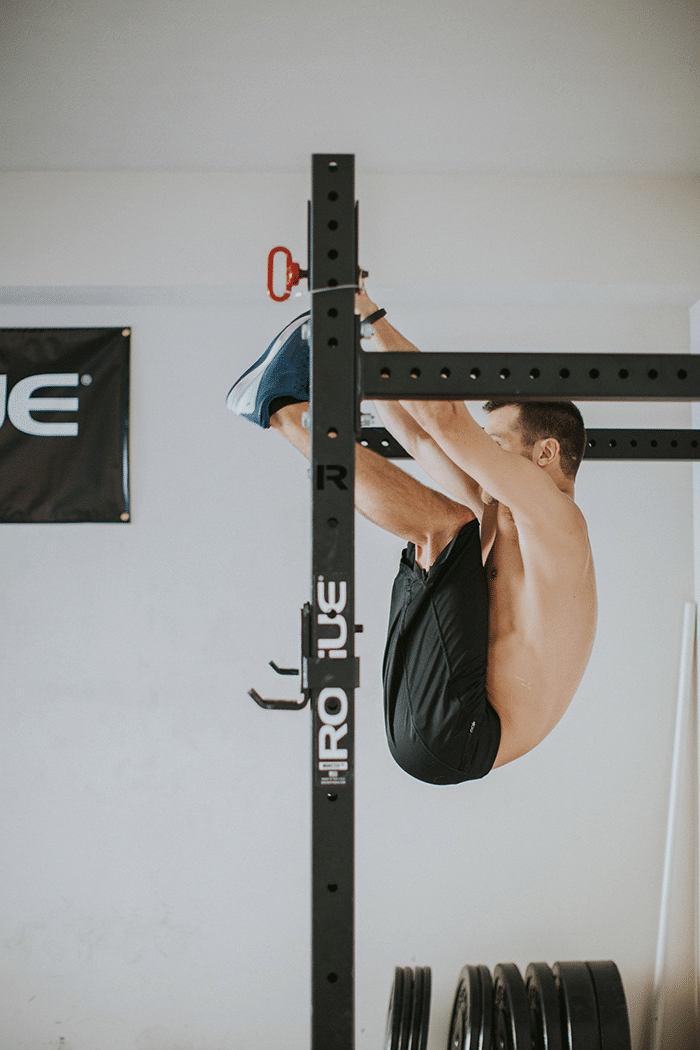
270,402,474,571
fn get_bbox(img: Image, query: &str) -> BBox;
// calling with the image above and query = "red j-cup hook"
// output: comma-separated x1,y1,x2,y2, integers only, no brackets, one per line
267,246,308,302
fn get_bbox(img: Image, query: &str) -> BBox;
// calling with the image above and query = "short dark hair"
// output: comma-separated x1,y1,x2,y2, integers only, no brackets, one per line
482,400,586,479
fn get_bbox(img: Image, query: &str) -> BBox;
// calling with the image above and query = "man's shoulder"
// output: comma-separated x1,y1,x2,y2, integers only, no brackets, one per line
510,482,584,528
512,488,592,560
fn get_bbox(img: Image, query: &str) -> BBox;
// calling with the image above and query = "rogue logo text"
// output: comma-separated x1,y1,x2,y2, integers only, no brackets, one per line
316,687,349,775
316,576,348,660
315,576,350,777
0,373,84,437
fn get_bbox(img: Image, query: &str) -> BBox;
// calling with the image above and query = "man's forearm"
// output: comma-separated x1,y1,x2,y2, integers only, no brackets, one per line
365,315,420,354
356,291,460,437
355,291,484,511
356,291,420,353
373,398,425,458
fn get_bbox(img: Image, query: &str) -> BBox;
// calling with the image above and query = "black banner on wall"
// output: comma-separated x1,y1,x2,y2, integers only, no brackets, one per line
0,328,130,523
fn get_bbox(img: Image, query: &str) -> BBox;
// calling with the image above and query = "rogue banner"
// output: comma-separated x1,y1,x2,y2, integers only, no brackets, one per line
0,328,130,523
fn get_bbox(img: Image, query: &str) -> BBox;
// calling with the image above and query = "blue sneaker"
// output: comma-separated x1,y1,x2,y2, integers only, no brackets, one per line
226,312,310,428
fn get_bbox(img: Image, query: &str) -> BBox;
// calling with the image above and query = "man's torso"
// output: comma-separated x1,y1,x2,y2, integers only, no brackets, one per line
480,498,597,767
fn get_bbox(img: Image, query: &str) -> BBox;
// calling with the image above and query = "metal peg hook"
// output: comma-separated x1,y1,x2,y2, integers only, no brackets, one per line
247,647,308,711
248,688,308,711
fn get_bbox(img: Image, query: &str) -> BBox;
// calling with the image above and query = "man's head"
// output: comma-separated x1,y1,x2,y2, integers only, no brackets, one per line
482,400,586,480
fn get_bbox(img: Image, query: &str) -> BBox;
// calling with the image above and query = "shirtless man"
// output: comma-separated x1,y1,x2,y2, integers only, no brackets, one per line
227,293,597,784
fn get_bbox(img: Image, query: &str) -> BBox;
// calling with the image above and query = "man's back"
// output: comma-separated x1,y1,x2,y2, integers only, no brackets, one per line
383,393,598,771
483,495,597,767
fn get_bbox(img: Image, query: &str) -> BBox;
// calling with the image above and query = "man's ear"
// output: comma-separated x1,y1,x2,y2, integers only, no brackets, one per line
535,437,560,467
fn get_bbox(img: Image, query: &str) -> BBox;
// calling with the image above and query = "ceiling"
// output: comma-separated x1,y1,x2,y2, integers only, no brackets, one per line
1,0,699,175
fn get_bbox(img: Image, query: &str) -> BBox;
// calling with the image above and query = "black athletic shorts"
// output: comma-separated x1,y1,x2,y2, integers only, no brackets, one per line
382,519,501,785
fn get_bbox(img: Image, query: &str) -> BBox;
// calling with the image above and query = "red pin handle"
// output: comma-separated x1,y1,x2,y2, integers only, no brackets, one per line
267,246,307,302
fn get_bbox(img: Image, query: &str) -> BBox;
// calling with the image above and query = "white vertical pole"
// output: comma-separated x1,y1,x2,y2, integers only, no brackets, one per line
696,605,700,1025
651,600,696,1050
691,299,700,1027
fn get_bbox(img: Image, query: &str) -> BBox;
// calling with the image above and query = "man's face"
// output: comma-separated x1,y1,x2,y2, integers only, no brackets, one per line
482,404,532,457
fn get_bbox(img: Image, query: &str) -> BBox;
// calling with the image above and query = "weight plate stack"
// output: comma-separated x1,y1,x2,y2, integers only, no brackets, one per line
525,963,563,1050
447,964,493,1050
385,966,431,1050
585,961,631,1050
410,966,432,1050
552,962,601,1050
493,963,531,1050
385,967,403,1050
479,964,494,1050
399,968,415,1050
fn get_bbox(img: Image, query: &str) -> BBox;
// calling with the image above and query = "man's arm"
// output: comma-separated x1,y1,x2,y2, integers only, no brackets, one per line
407,399,572,530
357,290,485,516
372,399,486,519
355,291,569,529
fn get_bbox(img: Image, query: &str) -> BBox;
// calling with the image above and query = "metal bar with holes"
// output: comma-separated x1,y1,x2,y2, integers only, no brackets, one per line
308,153,358,1050
360,351,700,401
358,428,700,461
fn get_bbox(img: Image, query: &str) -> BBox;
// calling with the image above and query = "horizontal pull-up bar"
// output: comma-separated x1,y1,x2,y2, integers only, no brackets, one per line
359,427,700,461
360,350,700,401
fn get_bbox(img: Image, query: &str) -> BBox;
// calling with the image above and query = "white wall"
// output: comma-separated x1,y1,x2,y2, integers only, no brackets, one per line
0,172,699,1050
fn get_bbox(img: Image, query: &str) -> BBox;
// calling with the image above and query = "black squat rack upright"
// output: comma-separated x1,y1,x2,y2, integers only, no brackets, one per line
252,153,700,1050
